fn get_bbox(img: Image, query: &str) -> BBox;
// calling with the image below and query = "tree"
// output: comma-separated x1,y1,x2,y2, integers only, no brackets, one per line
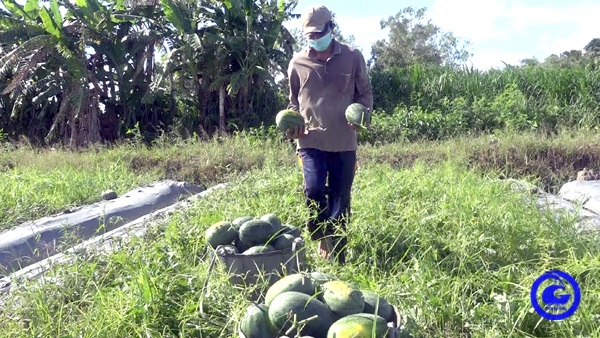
584,38,600,57
0,0,102,147
154,0,298,136
0,0,300,145
369,6,472,70
0,0,170,146
520,57,540,67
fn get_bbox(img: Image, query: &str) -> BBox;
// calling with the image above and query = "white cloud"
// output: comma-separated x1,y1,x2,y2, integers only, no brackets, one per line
538,17,600,55
429,0,508,43
428,0,600,44
506,4,600,27
426,0,600,68
469,50,531,70
333,15,389,52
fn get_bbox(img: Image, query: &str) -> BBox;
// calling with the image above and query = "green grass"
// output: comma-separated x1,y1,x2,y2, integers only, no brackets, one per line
5,121,600,232
370,62,600,141
0,154,157,231
0,149,598,337
4,128,600,232
0,134,296,231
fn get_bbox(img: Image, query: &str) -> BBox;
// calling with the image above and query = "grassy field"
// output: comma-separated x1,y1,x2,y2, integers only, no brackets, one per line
0,131,599,337
3,129,600,231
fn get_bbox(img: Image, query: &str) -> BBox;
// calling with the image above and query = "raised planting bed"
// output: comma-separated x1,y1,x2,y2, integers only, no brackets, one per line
0,180,204,276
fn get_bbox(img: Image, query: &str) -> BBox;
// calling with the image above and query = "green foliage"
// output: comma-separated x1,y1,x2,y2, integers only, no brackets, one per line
0,0,600,147
367,61,600,143
0,0,299,146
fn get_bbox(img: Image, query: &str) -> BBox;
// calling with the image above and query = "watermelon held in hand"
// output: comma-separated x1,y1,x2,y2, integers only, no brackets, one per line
345,103,370,130
276,109,305,133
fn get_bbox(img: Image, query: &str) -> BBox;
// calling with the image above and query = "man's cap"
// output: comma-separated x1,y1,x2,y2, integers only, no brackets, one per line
301,5,333,34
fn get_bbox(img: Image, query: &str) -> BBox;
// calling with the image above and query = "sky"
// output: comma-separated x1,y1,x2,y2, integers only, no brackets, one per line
284,0,600,70
2,0,598,71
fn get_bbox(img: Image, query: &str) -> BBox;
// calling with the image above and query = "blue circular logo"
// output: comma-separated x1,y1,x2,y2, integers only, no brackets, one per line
530,270,580,320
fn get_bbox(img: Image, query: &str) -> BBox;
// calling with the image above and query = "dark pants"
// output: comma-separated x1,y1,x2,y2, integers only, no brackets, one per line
299,148,356,264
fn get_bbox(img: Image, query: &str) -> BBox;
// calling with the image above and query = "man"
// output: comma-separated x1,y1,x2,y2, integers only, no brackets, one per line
285,4,373,264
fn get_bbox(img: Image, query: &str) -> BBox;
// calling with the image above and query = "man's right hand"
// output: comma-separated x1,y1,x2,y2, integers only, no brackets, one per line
286,125,306,139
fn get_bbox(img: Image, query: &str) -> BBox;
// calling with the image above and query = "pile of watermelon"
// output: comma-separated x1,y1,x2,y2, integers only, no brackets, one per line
239,272,402,338
204,213,301,254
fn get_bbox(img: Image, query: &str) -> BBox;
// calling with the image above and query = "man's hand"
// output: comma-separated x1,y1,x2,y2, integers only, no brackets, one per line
348,122,359,131
286,125,306,139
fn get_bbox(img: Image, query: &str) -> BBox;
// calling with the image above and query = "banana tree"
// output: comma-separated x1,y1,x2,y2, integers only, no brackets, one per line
0,0,103,147
155,0,298,136
202,0,298,134
59,0,170,140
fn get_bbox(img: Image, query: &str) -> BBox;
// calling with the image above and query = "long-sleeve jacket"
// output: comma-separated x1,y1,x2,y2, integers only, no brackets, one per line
287,39,373,152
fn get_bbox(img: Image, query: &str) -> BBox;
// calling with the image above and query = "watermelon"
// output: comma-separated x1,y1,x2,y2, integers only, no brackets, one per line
268,291,335,337
243,245,275,255
283,224,302,238
361,290,394,322
265,274,317,306
260,214,283,235
235,235,252,252
327,313,389,338
276,109,305,133
321,280,365,317
233,216,254,230
204,221,237,249
345,103,369,130
273,233,295,250
239,303,276,338
239,219,278,247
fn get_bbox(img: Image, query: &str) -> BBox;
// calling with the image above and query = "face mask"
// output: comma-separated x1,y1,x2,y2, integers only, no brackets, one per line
308,32,332,52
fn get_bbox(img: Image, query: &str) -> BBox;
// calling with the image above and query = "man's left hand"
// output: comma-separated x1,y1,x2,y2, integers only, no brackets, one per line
348,122,359,131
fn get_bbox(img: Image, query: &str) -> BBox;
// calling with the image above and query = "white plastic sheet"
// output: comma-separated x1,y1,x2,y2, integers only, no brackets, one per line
0,183,228,299
558,180,600,215
0,180,204,275
507,178,600,232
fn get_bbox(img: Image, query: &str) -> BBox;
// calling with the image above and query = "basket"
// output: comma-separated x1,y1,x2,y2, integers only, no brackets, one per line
199,237,308,319
210,237,307,287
